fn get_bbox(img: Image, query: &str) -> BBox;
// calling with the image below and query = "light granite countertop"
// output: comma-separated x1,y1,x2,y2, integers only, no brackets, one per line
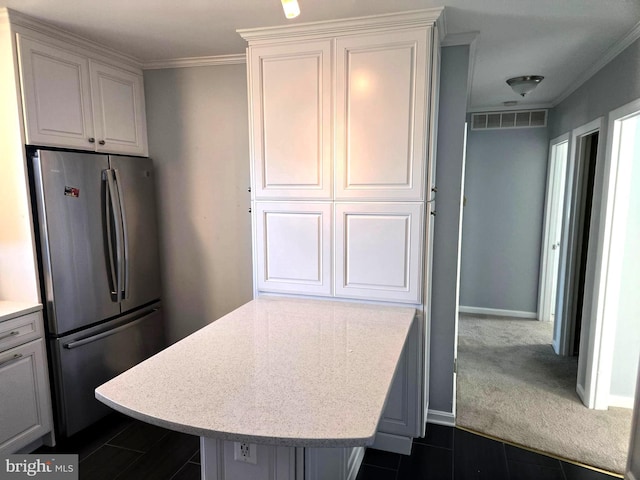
0,301,42,323
96,296,416,447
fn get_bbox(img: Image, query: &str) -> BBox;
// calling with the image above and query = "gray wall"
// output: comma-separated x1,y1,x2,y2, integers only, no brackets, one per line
549,37,640,403
459,127,549,313
429,45,469,415
549,38,640,139
144,64,253,343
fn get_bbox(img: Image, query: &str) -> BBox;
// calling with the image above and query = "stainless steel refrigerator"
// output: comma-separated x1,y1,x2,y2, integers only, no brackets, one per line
29,148,166,437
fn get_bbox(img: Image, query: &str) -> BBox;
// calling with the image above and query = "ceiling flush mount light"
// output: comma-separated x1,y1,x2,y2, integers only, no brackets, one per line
506,75,544,97
281,0,300,19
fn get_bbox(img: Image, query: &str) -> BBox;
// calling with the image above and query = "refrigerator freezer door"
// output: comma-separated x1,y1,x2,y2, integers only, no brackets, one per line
50,304,165,437
109,156,162,312
33,150,120,335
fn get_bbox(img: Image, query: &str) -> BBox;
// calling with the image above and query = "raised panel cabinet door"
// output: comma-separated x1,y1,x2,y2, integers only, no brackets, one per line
17,34,95,150
335,203,423,303
90,60,148,156
0,338,53,453
335,29,431,200
249,41,332,199
255,202,332,295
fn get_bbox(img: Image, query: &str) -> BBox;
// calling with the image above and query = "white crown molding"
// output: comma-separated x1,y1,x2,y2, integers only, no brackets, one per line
4,7,142,69
237,8,445,43
143,54,246,70
552,19,640,107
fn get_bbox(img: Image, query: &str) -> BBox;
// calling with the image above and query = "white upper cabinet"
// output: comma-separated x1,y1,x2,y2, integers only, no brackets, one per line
17,34,148,156
89,60,147,155
249,41,332,199
17,35,94,150
335,29,431,201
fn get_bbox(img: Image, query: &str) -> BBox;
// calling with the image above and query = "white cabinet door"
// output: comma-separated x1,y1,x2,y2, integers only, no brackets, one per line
248,41,332,199
0,338,53,453
255,202,332,295
17,34,95,150
335,29,431,201
335,203,423,303
90,60,148,156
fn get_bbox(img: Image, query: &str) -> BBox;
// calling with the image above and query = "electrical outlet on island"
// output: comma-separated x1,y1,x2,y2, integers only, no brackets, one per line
234,441,258,464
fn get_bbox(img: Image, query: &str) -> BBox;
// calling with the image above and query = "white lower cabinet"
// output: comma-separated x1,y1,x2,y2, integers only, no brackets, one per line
373,316,421,451
335,203,423,304
200,438,364,480
255,202,332,296
0,337,53,452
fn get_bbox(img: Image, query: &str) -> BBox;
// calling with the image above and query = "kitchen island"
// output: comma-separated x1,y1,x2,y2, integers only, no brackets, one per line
96,296,416,480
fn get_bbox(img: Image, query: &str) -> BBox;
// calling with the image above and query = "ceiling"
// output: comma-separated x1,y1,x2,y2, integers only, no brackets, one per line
1,0,639,111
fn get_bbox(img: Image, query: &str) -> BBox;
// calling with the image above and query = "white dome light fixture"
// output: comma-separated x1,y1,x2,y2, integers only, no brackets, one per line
281,0,300,19
506,75,544,97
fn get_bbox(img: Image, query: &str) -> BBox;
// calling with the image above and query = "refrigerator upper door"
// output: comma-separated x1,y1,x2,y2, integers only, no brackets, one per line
33,150,120,335
109,156,161,312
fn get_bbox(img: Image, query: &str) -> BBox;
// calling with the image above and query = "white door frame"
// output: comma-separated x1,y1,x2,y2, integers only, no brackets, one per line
538,133,570,324
578,99,640,410
554,117,604,357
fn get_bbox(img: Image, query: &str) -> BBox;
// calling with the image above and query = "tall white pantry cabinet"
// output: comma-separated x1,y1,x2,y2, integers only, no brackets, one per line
239,9,443,453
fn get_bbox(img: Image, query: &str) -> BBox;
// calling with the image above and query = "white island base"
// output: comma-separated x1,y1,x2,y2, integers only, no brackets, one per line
96,297,416,480
200,438,364,480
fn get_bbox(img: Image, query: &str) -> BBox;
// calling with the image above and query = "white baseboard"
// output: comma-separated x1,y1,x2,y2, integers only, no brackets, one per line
609,394,634,409
427,409,456,427
459,306,538,320
370,432,412,455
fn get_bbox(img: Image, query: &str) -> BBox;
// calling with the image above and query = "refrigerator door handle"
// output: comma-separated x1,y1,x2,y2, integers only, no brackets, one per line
106,169,124,303
104,171,118,298
63,308,160,350
113,168,130,300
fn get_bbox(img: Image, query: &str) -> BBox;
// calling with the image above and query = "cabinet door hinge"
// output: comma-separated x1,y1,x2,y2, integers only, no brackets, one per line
454,358,458,374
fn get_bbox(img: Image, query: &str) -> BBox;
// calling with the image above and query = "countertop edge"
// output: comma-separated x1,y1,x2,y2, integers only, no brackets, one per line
95,391,375,448
0,302,43,323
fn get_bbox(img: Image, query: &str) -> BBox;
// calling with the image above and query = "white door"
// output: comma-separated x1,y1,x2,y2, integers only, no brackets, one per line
90,60,148,156
335,29,431,201
578,100,640,409
254,202,332,296
334,203,423,303
247,41,332,199
17,34,95,150
540,136,569,326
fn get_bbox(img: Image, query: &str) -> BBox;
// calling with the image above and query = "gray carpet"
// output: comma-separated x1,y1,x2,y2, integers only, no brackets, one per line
456,315,632,474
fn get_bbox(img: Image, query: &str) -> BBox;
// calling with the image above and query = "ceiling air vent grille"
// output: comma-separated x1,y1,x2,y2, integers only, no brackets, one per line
471,110,547,131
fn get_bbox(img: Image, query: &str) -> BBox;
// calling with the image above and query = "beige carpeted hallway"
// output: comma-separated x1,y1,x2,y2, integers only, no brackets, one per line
456,314,633,475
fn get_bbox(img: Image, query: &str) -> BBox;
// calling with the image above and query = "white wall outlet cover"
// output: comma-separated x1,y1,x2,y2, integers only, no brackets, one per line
234,441,258,464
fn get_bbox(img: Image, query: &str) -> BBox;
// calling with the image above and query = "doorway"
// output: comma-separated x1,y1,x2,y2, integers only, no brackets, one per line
553,119,602,358
538,135,569,324
577,99,640,410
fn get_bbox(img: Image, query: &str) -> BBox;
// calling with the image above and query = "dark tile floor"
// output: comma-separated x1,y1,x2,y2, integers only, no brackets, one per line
36,413,622,480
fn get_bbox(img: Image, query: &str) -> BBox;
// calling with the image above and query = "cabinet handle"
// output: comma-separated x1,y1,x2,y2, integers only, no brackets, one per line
0,353,23,367
248,187,251,192
0,331,20,341
430,210,437,216
248,208,252,213
98,140,106,145
88,137,96,143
